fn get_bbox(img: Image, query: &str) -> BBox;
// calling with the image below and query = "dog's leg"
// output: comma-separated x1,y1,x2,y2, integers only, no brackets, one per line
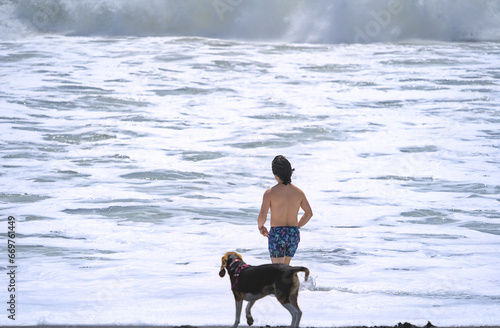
245,300,256,326
283,303,302,328
290,291,302,327
232,300,243,328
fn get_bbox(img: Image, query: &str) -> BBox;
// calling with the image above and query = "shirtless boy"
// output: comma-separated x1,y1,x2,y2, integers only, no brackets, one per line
257,155,313,264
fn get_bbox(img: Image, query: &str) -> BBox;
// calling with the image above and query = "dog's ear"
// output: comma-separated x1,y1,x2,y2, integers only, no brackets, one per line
219,255,227,277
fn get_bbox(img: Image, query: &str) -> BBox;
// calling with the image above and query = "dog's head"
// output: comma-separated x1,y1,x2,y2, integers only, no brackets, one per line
219,251,243,277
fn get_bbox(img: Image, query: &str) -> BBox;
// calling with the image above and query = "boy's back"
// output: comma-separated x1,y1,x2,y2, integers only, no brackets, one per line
267,183,306,227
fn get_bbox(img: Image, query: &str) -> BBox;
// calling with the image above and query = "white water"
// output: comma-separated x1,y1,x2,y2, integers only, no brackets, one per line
1,1,500,327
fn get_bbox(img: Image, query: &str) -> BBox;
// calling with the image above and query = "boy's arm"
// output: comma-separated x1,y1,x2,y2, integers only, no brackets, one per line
298,193,313,229
257,189,271,237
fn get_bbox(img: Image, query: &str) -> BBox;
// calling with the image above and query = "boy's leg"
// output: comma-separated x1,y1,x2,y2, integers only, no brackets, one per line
271,257,286,264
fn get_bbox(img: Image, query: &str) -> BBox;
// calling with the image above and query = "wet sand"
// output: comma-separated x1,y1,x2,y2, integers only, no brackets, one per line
8,323,500,328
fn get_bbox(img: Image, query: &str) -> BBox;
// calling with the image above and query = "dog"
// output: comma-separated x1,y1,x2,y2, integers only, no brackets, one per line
219,251,309,328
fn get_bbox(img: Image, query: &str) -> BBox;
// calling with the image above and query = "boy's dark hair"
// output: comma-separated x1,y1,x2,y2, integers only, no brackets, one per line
272,155,294,185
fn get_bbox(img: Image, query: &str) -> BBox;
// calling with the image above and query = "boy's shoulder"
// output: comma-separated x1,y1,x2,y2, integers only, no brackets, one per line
292,184,306,195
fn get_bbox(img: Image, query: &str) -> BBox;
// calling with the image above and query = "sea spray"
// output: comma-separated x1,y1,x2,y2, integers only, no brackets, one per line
3,0,500,43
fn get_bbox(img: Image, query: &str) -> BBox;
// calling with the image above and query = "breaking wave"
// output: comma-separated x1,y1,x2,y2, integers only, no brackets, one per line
2,0,500,43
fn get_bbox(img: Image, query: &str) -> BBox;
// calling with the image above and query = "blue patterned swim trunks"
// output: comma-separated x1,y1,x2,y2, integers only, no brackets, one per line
268,226,300,258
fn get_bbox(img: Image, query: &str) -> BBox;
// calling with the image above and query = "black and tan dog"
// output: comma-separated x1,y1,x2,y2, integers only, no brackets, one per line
219,251,310,328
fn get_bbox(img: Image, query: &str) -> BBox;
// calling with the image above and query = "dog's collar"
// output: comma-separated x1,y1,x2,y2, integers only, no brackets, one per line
228,258,242,271
228,259,250,291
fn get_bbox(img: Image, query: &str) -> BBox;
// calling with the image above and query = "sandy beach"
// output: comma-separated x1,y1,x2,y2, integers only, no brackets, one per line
7,323,500,328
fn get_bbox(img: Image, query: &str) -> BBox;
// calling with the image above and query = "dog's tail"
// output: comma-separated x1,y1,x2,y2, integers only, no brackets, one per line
290,266,310,281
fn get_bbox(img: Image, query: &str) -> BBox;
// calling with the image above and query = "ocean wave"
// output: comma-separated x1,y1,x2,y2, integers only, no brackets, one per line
2,0,500,43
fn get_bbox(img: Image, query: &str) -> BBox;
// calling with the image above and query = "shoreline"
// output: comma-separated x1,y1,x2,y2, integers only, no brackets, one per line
4,324,500,328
